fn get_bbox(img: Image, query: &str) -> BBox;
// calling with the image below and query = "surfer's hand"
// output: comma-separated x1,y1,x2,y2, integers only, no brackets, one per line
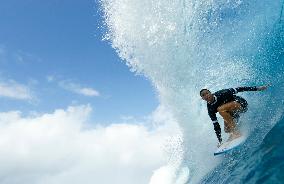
257,84,270,91
217,142,222,148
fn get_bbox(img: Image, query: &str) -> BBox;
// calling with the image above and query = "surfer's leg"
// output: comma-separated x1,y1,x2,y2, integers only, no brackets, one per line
230,111,240,126
217,102,242,137
231,97,248,127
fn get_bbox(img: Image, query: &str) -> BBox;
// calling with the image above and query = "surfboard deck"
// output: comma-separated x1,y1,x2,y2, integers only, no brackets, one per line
214,136,246,156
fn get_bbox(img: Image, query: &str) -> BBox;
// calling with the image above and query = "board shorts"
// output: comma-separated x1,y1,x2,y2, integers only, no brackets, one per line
231,96,248,120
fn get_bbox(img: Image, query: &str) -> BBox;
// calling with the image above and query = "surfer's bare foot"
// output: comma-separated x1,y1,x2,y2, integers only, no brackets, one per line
227,132,241,142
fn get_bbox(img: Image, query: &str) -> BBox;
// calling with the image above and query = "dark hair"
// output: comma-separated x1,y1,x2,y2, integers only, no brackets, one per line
200,89,210,95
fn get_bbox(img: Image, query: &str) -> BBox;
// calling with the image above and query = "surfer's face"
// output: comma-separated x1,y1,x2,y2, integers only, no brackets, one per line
200,89,213,103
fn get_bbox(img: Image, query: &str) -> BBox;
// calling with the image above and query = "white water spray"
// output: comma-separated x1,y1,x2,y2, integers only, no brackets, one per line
101,0,284,183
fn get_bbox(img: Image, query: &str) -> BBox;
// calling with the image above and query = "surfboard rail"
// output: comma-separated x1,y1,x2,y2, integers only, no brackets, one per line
214,136,246,156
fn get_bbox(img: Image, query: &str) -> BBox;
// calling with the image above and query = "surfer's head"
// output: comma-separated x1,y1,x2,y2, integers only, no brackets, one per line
200,89,214,103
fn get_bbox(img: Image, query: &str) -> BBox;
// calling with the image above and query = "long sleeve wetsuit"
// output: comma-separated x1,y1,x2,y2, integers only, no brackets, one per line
207,86,258,143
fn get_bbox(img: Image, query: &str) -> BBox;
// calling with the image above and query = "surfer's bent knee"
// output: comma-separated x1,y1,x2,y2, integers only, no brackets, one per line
217,102,242,113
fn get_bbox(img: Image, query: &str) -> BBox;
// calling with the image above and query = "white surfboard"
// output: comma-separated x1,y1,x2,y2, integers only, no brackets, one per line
214,136,246,156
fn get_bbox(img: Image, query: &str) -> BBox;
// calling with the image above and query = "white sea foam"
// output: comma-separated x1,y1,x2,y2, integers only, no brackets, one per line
101,0,284,183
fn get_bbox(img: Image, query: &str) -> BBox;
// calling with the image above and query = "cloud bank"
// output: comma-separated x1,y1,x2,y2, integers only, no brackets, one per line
0,105,180,184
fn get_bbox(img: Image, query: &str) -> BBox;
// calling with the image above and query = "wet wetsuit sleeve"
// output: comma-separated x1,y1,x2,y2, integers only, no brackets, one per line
207,106,222,143
213,122,222,143
234,86,258,93
219,88,236,96
208,109,217,123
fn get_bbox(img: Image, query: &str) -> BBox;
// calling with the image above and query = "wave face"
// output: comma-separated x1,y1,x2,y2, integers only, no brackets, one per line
101,0,284,183
201,115,284,184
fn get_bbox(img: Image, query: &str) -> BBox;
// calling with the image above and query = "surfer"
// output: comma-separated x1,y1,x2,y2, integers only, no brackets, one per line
200,85,269,146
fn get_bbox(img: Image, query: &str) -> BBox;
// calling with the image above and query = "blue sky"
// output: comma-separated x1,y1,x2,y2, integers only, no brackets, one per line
0,0,158,123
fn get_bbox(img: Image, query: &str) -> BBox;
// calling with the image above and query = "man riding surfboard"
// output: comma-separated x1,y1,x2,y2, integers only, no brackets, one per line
200,85,269,147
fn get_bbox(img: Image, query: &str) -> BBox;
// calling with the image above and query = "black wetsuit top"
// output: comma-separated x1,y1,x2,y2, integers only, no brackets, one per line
207,86,258,143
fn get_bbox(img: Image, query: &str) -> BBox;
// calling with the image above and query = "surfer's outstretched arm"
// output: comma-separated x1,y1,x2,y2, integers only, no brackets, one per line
256,84,270,91
234,84,270,93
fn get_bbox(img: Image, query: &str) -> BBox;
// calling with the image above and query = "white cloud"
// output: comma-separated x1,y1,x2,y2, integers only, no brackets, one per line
0,80,33,100
0,105,181,184
77,87,100,97
47,76,100,97
60,81,100,97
